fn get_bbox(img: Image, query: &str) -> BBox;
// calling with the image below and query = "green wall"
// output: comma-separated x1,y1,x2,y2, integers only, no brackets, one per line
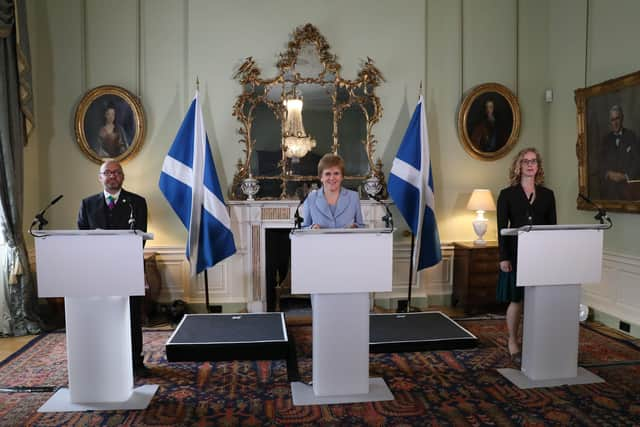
24,0,426,247
425,0,549,243
23,0,640,258
547,0,640,255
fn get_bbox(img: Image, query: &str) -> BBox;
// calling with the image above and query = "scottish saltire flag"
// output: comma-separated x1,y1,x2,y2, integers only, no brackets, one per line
388,95,441,270
159,91,236,275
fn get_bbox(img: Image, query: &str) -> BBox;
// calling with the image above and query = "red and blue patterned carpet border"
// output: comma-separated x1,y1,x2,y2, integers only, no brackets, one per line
0,319,638,426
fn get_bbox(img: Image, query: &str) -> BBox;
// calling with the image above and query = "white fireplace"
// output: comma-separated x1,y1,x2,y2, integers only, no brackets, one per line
146,200,453,310
228,200,389,312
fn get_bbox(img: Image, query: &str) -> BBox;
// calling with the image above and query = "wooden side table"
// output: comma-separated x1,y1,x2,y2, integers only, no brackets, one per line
452,241,503,314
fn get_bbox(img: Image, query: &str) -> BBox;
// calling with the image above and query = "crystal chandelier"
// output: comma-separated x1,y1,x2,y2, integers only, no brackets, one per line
283,97,316,158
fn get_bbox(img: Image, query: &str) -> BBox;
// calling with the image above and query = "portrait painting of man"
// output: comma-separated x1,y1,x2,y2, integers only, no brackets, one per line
458,83,520,161
466,92,513,153
585,88,640,202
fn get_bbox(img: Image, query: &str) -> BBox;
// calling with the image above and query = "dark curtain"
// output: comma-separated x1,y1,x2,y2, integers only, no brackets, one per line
0,0,39,336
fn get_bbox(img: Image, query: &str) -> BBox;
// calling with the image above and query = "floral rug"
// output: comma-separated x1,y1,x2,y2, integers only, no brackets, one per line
0,320,638,426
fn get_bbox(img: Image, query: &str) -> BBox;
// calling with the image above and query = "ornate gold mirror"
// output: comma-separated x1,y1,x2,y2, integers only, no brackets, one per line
230,23,385,200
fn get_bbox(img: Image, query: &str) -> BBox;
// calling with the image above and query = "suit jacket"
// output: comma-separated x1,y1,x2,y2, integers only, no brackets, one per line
301,187,364,228
77,189,148,233
497,184,556,262
600,128,640,199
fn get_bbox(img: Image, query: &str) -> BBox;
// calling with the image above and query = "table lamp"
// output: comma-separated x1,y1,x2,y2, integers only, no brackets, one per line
466,189,496,245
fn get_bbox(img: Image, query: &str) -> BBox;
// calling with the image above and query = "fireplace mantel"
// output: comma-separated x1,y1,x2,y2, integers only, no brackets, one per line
228,199,390,311
141,201,453,311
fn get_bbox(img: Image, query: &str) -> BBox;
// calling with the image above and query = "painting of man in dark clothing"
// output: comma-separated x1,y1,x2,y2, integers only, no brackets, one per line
459,84,518,161
599,105,640,200
576,69,640,212
469,98,512,153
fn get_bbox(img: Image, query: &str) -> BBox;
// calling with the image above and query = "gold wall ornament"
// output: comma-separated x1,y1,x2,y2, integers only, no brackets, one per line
230,23,385,200
457,83,520,161
74,85,145,164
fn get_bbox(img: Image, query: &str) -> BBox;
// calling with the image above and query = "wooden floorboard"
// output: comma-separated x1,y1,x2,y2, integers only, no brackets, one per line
0,335,37,363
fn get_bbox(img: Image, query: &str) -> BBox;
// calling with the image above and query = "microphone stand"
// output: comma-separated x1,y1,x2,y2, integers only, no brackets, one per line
33,213,49,231
294,209,303,229
29,195,64,235
579,193,613,229
127,203,136,230
371,194,393,229
294,189,310,229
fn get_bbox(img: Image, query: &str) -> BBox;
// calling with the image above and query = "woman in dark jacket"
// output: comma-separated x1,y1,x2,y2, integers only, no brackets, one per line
497,147,557,360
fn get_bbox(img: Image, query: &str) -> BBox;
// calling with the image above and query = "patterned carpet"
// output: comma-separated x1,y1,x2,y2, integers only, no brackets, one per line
0,319,639,426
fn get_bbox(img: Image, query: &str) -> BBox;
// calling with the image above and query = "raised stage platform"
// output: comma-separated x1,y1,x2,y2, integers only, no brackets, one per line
369,311,478,353
165,313,299,381
165,311,476,383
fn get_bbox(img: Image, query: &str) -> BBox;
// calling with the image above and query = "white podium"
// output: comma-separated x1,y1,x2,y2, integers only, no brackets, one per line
289,228,394,405
33,230,158,412
498,224,607,388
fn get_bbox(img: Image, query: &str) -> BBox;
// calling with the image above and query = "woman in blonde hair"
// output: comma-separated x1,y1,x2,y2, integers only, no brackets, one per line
496,147,557,361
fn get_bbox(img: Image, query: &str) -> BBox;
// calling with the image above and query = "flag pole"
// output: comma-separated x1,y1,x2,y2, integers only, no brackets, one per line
204,270,212,312
406,234,416,313
194,76,212,312
403,83,423,313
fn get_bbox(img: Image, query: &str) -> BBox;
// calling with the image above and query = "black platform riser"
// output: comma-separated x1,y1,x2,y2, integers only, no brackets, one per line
166,342,290,363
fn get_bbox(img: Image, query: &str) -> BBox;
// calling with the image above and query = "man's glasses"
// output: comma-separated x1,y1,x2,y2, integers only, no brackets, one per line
521,159,538,166
101,170,123,177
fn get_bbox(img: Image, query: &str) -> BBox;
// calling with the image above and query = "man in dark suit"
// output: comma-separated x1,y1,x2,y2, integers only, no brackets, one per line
599,105,640,200
77,159,149,376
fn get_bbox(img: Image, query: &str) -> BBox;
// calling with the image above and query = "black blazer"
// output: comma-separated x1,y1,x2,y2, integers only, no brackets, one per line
497,184,556,262
77,189,148,233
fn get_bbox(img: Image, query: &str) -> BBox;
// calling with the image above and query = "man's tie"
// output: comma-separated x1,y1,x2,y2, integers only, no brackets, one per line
107,195,115,210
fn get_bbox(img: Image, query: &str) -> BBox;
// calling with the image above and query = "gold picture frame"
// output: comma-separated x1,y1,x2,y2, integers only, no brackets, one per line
74,85,145,164
457,82,521,161
575,70,640,213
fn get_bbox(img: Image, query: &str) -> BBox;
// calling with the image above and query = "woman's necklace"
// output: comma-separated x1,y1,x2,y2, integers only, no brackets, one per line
522,182,535,202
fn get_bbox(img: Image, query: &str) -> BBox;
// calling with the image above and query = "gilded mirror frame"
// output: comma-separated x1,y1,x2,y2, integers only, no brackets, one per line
230,23,385,200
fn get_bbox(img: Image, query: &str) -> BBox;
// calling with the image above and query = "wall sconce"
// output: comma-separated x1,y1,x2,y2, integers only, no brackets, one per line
466,189,496,245
283,97,316,158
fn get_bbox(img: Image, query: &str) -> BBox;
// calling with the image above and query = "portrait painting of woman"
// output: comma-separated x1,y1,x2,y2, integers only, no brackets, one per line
75,85,145,164
95,102,131,157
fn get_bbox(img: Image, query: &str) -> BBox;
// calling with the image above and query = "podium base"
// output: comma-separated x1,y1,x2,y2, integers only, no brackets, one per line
38,384,158,412
497,367,604,389
291,377,393,405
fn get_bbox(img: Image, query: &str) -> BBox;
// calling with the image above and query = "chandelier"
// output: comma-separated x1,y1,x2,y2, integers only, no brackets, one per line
283,97,316,158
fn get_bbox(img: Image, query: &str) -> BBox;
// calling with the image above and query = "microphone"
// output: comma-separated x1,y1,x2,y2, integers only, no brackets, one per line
122,198,136,230
371,194,393,229
578,193,611,226
294,190,310,230
31,194,64,231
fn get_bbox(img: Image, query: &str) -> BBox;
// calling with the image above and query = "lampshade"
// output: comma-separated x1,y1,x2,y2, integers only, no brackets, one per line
466,189,496,212
466,189,496,246
283,97,316,158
